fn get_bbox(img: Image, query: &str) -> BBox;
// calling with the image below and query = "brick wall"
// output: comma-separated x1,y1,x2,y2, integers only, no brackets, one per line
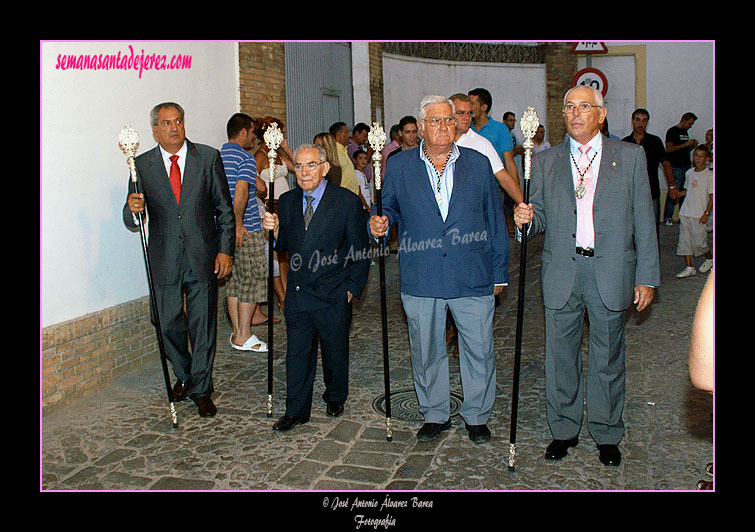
42,297,157,415
238,42,287,126
541,43,577,144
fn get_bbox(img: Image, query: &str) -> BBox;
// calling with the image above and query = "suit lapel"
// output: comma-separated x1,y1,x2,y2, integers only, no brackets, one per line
289,187,305,238
555,143,576,202
146,146,177,205
179,140,199,207
304,181,336,243
594,137,617,204
447,151,466,217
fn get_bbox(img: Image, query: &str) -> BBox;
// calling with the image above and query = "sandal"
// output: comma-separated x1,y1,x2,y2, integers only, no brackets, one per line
230,333,268,352
705,462,713,476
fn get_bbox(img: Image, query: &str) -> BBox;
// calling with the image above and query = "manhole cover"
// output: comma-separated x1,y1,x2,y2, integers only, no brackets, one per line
372,389,464,422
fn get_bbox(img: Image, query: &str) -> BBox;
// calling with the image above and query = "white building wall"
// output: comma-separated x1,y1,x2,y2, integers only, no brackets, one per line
382,53,547,143
41,41,238,327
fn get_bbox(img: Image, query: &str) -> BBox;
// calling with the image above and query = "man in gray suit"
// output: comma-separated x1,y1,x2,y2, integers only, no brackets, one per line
124,102,235,418
514,86,660,466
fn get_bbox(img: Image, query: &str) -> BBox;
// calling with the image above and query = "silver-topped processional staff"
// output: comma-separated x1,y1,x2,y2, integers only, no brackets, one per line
263,122,283,417
508,107,539,471
119,125,179,429
368,122,392,442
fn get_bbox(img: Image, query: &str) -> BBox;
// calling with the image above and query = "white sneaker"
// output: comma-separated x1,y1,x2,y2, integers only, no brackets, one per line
676,266,697,278
698,259,713,273
664,219,674,227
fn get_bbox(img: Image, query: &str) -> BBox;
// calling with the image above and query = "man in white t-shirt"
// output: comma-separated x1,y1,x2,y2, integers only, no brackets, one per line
450,94,522,206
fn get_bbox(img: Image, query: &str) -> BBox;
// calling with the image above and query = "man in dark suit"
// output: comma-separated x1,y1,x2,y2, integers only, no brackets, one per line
262,143,370,431
369,95,509,444
514,86,660,465
123,102,235,418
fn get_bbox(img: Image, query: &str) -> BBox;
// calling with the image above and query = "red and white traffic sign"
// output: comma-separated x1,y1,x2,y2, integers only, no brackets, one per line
571,42,608,54
572,67,608,97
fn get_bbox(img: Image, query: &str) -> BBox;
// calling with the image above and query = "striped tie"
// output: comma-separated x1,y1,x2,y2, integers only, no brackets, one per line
304,195,314,230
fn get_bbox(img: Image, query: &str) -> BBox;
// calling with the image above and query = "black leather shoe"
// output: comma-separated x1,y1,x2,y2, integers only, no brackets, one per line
172,380,190,402
417,419,452,442
326,402,344,418
597,444,621,466
192,396,217,418
545,436,579,460
464,423,491,444
273,415,309,431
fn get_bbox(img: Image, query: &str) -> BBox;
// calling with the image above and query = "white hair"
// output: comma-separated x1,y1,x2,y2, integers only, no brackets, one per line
293,143,327,163
418,95,455,121
564,85,604,107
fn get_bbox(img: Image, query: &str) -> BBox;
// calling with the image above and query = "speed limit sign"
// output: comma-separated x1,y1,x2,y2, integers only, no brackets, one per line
572,67,608,97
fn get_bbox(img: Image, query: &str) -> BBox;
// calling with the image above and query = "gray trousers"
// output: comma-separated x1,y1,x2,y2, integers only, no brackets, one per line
401,293,496,425
544,254,626,445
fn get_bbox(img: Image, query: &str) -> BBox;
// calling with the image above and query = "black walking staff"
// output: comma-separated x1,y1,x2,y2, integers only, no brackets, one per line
508,107,540,471
263,123,284,417
367,123,393,441
119,125,179,429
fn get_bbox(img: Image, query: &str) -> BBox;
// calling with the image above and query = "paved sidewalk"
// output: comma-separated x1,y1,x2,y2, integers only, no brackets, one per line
41,223,713,494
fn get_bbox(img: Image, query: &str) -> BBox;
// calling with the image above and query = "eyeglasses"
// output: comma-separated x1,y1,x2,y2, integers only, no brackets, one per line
563,103,602,114
294,161,325,172
423,116,457,128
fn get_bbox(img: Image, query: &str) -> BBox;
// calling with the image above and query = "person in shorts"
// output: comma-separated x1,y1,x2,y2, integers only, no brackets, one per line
676,145,713,278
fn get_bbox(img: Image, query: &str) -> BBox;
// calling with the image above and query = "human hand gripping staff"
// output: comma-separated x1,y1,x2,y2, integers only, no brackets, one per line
263,122,283,417
367,123,393,442
119,124,179,429
508,107,539,471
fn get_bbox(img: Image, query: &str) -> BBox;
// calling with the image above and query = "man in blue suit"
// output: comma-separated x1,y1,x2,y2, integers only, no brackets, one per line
369,95,509,444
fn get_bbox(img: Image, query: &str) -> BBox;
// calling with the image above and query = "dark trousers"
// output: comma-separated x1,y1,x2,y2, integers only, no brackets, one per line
663,167,688,222
283,298,352,418
153,250,218,399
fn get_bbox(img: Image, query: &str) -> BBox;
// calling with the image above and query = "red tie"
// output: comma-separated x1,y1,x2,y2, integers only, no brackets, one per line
169,154,181,204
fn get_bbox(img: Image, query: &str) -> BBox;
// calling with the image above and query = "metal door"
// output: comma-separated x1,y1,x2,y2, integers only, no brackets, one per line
284,42,354,153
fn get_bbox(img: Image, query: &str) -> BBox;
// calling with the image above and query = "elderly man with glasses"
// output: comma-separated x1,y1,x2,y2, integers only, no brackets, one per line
369,95,509,444
263,143,370,432
514,86,659,466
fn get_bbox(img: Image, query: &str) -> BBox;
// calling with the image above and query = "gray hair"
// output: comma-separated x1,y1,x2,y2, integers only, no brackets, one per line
150,102,185,126
418,95,455,122
563,86,604,108
294,143,327,163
